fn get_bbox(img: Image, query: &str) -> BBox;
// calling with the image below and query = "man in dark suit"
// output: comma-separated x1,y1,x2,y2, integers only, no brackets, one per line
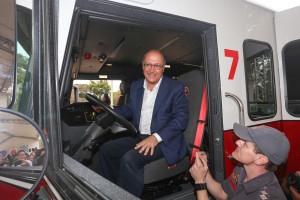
99,49,189,197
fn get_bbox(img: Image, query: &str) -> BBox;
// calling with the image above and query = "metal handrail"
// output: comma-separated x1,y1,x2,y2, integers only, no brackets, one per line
225,92,245,125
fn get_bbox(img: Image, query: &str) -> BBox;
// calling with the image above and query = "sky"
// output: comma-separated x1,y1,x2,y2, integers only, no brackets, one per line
17,43,29,57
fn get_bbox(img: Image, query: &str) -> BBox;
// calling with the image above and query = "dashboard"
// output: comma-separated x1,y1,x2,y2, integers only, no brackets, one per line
61,102,98,126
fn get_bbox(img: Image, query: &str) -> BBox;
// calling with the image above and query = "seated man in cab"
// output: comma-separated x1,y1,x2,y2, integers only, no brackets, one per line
98,49,189,197
190,123,290,200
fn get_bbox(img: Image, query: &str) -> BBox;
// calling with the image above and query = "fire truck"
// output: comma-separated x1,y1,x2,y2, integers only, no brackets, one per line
0,0,299,199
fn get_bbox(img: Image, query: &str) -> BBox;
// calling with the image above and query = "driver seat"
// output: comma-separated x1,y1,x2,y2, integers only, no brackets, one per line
116,80,131,106
143,68,206,184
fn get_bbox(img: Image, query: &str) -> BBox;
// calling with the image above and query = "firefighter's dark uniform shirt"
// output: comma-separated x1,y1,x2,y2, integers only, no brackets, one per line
222,166,287,200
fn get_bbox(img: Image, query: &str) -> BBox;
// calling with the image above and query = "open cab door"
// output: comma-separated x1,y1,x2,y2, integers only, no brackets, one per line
0,1,49,199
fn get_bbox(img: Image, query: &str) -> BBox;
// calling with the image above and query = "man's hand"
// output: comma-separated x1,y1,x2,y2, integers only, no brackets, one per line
135,135,158,156
189,151,209,183
92,105,103,113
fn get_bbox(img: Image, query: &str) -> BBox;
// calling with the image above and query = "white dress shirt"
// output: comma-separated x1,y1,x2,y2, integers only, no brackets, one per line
139,78,163,142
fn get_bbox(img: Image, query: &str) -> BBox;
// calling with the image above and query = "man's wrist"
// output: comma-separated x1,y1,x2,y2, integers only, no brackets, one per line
195,183,207,191
152,133,162,142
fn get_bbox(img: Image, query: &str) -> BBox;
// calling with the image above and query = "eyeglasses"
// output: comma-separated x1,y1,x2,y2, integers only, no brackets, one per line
143,63,163,70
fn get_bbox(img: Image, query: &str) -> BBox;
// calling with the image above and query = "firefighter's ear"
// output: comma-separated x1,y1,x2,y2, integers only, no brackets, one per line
0,108,49,199
255,154,269,165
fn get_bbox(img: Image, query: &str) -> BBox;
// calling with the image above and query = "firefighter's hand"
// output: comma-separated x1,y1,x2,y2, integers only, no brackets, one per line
189,151,209,183
290,171,300,200
290,186,300,200
135,135,158,156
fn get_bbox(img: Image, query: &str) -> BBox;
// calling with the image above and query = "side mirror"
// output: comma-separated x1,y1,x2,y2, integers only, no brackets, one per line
0,108,48,200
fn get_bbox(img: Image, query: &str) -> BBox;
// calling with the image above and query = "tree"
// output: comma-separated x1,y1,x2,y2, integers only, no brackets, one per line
88,80,111,98
13,53,30,110
16,53,29,84
77,84,89,102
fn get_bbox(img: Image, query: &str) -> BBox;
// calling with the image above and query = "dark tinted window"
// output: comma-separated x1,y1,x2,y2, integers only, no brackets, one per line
243,40,276,120
283,39,300,116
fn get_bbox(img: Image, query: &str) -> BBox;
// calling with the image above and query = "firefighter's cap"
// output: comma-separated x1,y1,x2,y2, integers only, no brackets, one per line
233,123,290,165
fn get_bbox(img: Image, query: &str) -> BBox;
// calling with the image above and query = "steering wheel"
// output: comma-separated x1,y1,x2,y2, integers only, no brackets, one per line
85,93,137,135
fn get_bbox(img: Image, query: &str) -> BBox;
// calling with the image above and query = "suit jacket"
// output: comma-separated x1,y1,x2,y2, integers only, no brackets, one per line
114,75,189,165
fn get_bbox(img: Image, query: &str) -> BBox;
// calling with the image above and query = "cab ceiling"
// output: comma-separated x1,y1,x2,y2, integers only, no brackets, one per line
73,15,204,80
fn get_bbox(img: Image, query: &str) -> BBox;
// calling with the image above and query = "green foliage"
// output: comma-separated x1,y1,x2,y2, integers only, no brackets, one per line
79,92,86,99
14,53,30,110
88,80,111,98
16,53,29,84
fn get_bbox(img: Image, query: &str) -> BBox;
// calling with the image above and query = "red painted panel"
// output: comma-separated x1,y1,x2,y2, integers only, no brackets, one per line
282,121,300,174
223,129,238,178
0,178,55,199
0,181,26,200
33,178,56,199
